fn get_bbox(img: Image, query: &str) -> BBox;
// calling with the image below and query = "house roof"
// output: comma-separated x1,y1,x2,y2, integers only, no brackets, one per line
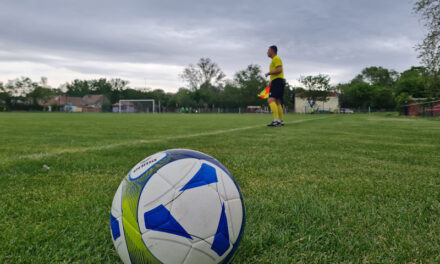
38,96,84,107
38,94,108,107
82,94,109,105
66,97,85,106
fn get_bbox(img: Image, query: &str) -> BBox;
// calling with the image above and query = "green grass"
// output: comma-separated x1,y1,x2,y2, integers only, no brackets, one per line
1,113,439,263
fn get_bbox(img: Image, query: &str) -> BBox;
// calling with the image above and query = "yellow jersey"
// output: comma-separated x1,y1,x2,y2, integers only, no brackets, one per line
269,55,284,81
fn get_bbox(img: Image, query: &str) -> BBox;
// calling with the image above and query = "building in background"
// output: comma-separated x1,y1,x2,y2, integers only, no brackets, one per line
38,94,109,112
82,95,110,112
295,93,339,113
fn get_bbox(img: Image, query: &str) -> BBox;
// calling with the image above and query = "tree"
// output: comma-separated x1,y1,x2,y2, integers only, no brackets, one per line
219,82,241,108
1,77,55,110
0,82,10,111
414,0,440,73
394,67,427,98
372,87,394,109
341,82,375,110
109,78,129,104
171,88,196,107
198,82,222,107
340,81,394,110
27,85,54,107
66,79,91,97
148,89,170,109
298,74,333,109
414,0,440,98
5,77,34,97
282,82,295,109
119,88,151,101
91,78,112,95
234,64,267,107
360,66,398,88
180,58,225,90
110,78,129,91
40,77,49,88
65,78,129,103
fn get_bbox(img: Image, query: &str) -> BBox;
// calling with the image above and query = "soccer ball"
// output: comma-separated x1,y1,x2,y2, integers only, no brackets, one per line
110,149,245,264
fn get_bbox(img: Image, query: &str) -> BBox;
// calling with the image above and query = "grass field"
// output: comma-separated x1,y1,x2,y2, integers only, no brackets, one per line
1,113,439,263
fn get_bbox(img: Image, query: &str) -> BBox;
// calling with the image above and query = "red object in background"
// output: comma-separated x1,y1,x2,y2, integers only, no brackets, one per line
426,104,440,117
408,101,440,117
409,104,418,116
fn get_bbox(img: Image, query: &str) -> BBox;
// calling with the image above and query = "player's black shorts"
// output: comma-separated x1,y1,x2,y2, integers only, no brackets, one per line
269,78,285,100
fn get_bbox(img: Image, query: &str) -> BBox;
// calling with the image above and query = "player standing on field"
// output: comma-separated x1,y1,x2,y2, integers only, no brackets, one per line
265,45,285,127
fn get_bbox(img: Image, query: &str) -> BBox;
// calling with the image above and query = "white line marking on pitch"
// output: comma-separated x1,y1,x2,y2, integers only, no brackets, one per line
2,116,332,163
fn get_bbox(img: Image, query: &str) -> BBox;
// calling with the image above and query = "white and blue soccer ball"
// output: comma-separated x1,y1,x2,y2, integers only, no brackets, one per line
110,149,245,264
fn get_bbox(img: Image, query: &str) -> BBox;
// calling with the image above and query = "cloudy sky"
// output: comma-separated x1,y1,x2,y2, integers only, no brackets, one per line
0,0,425,91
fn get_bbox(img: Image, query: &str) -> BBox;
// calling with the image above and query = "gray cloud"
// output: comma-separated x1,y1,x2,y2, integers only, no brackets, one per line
0,0,425,90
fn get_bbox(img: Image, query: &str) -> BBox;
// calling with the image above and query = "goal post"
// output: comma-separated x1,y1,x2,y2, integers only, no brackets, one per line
118,99,155,113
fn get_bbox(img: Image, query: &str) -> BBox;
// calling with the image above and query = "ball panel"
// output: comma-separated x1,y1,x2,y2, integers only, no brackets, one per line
219,205,246,264
110,180,131,264
110,214,121,240
137,173,176,234
213,166,245,246
223,199,243,244
143,204,193,240
122,218,161,264
216,169,241,202
155,158,201,188
170,180,222,242
210,203,231,257
137,159,202,235
122,176,162,264
179,163,218,192
111,180,125,218
116,241,132,264
184,240,223,264
142,231,192,264
112,215,132,264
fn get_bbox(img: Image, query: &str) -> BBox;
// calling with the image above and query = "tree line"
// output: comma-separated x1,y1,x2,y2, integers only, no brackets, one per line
337,66,439,111
0,60,295,112
0,59,438,112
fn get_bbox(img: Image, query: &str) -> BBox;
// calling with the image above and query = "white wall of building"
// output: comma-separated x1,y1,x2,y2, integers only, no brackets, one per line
295,96,339,113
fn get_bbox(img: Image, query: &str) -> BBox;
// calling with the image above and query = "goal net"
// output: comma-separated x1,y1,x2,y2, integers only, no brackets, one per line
118,99,155,113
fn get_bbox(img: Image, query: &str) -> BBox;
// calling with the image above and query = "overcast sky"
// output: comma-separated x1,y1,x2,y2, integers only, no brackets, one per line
0,0,425,91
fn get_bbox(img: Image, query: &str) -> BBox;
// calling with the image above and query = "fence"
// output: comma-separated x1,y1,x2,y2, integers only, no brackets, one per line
405,100,440,117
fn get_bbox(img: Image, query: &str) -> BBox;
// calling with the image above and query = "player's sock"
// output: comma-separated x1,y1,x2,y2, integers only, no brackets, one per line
269,102,279,121
277,104,284,121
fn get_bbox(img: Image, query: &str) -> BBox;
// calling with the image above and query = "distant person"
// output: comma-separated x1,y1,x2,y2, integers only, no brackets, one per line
265,45,285,127
404,101,409,116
